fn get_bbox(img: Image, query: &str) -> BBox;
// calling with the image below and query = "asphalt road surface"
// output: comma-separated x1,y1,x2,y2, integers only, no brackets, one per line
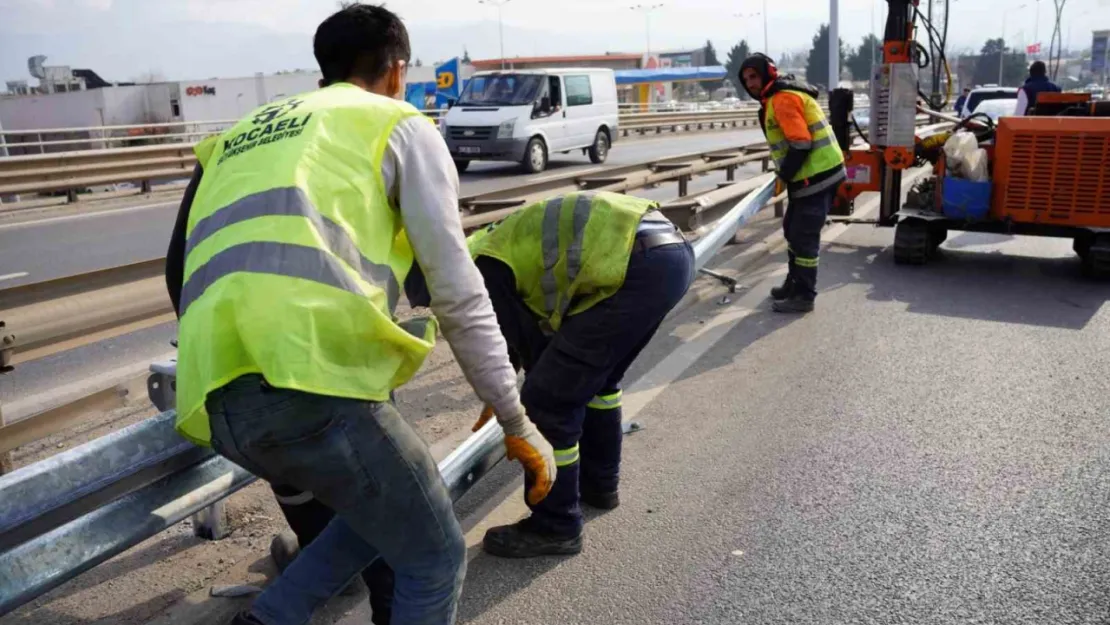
0,129,764,409
332,197,1110,624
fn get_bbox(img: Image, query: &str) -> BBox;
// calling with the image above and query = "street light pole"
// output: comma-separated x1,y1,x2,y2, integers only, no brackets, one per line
630,4,664,59
762,0,768,53
478,0,512,70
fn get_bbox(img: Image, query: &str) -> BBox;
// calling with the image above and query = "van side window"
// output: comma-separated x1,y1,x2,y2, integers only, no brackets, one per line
548,76,563,109
565,75,593,107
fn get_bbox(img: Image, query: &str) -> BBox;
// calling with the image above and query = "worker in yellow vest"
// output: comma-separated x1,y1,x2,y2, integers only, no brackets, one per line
163,5,555,624
465,192,695,557
740,53,846,313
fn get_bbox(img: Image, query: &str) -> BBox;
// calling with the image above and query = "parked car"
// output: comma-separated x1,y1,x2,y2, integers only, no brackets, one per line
962,87,1018,118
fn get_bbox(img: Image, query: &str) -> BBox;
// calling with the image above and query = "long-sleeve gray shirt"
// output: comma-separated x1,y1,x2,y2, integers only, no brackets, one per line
166,114,524,423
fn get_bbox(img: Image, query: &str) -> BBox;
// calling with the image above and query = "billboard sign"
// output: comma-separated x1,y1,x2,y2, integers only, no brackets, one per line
435,57,461,109
1093,30,1109,74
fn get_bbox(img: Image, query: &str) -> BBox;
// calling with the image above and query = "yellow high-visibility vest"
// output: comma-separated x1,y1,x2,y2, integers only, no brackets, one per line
175,83,437,446
765,91,845,196
467,192,655,333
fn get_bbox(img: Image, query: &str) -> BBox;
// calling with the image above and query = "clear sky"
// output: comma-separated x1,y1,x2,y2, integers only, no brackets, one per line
1,0,1107,85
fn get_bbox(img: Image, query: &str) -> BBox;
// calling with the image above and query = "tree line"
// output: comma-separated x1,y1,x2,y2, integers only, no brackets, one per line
703,25,1035,100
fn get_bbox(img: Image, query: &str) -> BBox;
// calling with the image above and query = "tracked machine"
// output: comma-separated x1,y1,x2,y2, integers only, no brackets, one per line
828,0,1110,277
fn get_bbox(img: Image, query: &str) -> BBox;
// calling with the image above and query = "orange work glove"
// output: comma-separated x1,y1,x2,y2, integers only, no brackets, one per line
774,177,786,197
473,404,556,505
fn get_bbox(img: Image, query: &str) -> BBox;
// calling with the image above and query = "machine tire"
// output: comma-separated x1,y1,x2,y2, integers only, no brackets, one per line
521,137,548,174
1082,234,1110,280
929,225,948,251
893,218,931,265
454,159,470,173
1073,236,1092,261
588,128,610,164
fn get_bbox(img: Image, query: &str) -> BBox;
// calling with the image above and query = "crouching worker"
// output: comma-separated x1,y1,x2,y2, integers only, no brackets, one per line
468,191,695,557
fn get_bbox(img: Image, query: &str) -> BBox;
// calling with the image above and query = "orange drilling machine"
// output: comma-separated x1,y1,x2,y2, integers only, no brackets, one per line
828,0,1110,277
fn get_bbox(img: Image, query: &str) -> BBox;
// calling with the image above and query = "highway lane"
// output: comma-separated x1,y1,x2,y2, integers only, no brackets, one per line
445,223,1110,624
0,129,764,407
0,130,763,289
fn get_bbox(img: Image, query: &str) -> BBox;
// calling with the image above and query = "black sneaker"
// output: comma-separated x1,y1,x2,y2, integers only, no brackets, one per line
231,612,266,625
770,276,794,300
482,519,582,558
772,295,815,313
580,488,620,510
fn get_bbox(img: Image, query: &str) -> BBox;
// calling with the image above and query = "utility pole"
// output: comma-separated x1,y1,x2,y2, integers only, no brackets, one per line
630,4,664,59
478,0,512,70
1001,4,1028,85
829,0,840,90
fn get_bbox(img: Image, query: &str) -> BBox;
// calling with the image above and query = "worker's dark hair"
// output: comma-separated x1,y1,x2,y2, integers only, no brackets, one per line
314,3,411,87
1029,61,1047,77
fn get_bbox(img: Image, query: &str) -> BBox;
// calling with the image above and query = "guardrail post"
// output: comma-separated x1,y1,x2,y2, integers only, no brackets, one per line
726,165,736,182
66,189,78,203
678,175,689,197
141,179,152,194
0,401,11,475
192,500,230,540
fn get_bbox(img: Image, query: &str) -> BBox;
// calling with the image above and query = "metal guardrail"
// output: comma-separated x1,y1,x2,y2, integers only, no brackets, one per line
0,177,777,616
0,142,773,376
0,143,777,465
0,104,766,153
0,110,770,200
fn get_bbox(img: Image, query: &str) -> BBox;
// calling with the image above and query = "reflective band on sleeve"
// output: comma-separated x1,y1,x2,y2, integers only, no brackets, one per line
808,119,831,133
770,140,788,154
554,444,580,467
273,490,315,506
186,187,401,311
810,135,834,150
180,241,368,315
588,390,623,410
795,256,819,268
540,197,563,315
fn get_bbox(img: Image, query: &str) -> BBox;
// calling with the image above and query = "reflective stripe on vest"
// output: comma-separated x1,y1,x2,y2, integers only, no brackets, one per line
181,187,401,314
540,193,593,321
588,390,623,410
555,444,581,467
764,93,844,185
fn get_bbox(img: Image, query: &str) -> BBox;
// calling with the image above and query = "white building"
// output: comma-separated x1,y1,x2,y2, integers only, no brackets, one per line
0,66,437,154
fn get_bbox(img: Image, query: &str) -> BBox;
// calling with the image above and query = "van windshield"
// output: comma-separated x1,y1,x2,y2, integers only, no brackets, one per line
457,74,545,107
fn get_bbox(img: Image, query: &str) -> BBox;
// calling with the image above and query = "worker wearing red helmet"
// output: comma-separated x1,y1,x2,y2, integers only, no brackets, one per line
739,53,846,313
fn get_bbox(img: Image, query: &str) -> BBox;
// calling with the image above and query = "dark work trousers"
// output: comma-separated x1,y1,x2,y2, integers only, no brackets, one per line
476,234,695,538
783,187,835,300
270,485,396,624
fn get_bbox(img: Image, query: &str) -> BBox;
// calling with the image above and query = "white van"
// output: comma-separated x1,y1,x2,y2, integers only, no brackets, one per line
442,68,620,174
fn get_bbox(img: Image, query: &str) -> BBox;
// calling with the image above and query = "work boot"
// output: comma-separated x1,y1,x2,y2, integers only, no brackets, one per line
269,531,299,573
580,487,620,510
772,294,815,313
770,276,795,300
482,518,583,558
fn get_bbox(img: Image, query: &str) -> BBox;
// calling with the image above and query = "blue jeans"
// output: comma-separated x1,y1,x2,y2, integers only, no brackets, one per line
206,376,466,625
